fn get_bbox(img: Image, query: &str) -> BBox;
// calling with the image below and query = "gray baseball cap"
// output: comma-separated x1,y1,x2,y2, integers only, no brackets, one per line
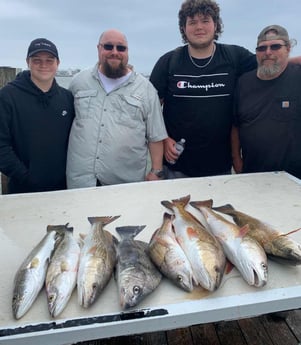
257,25,289,45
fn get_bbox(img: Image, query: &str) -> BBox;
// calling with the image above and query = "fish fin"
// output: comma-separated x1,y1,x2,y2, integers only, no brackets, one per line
279,227,301,237
87,215,120,225
225,260,234,274
88,245,98,255
29,257,40,268
190,199,213,209
238,224,250,238
115,225,146,240
79,233,86,240
212,204,235,213
78,233,87,248
60,261,69,272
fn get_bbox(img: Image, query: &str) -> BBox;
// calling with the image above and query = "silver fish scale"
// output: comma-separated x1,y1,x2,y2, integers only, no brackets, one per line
12,230,57,319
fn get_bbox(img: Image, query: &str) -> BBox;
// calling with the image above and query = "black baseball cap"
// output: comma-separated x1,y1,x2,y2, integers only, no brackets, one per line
27,38,59,59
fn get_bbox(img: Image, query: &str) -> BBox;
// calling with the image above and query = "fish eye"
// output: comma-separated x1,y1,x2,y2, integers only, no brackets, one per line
133,286,141,295
48,294,55,302
177,275,183,282
261,263,267,269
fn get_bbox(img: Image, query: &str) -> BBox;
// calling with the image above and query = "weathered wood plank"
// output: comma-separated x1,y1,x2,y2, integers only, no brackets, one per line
286,309,301,341
238,316,273,345
190,323,220,345
261,314,299,345
166,327,193,345
74,310,301,345
215,320,247,345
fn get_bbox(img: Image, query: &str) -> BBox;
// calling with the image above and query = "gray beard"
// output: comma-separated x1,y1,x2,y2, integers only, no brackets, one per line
102,61,127,78
257,62,281,79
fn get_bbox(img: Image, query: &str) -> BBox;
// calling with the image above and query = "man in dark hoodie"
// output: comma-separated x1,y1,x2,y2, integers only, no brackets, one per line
0,38,75,194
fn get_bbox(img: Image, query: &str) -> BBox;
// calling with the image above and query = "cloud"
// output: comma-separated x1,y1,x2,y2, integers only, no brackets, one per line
0,0,300,74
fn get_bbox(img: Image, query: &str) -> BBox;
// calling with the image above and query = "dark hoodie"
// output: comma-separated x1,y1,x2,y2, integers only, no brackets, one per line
0,70,75,193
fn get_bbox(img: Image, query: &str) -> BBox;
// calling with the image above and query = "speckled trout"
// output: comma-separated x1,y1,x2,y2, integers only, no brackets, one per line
115,225,162,309
45,224,80,317
148,212,193,292
161,195,226,292
213,204,301,265
12,225,61,319
190,200,268,287
77,216,119,308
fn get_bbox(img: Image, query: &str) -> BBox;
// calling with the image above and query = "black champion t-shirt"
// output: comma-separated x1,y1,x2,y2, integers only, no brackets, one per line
150,43,256,177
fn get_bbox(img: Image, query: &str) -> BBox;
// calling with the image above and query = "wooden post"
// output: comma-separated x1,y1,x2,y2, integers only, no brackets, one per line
0,66,17,194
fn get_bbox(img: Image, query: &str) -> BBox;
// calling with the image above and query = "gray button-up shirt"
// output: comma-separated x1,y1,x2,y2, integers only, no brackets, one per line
66,64,167,188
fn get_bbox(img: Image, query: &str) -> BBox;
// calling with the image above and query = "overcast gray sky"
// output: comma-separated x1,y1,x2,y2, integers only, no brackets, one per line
1,0,300,75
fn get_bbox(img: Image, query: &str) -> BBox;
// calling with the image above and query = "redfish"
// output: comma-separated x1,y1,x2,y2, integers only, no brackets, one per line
77,216,119,308
190,200,268,287
161,195,225,292
149,212,193,292
213,204,301,266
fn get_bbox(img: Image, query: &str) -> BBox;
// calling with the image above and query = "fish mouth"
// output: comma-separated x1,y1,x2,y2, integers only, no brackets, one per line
252,264,268,288
253,270,266,287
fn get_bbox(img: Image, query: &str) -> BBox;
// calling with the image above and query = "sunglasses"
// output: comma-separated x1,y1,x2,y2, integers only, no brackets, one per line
255,44,286,52
100,43,127,52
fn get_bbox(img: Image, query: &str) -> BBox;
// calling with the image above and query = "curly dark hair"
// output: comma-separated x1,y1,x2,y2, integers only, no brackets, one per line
178,0,223,43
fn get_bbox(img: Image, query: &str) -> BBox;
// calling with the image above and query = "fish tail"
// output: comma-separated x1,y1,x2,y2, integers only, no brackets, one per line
190,199,213,209
171,195,191,207
115,225,146,240
87,215,120,225
163,212,173,221
47,223,73,235
161,200,174,210
212,204,235,214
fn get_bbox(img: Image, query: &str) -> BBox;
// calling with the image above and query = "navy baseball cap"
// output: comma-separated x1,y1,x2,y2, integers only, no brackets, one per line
27,38,59,59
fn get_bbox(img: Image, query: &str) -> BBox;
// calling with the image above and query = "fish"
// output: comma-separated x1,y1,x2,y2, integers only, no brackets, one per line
148,212,193,292
190,200,268,287
12,225,61,319
45,224,80,317
115,225,162,309
77,216,119,308
161,195,226,292
212,204,301,266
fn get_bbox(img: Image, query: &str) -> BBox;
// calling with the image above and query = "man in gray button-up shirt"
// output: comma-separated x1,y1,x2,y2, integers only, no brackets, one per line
66,29,167,188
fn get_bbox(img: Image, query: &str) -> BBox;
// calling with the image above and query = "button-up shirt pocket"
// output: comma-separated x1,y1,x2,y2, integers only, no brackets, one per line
113,95,144,129
74,90,98,119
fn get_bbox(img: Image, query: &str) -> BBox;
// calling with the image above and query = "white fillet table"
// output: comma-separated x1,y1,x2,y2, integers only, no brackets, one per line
0,171,301,345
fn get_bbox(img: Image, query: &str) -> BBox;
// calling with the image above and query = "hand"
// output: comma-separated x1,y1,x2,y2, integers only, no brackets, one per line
232,156,243,174
145,171,163,181
164,137,179,163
